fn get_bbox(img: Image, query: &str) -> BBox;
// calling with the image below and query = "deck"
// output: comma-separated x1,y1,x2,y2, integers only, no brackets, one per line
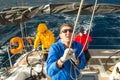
84,49,120,80
46,49,120,80
7,49,120,80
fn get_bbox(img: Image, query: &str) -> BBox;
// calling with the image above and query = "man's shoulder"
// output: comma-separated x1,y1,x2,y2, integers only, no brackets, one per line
73,41,82,47
53,40,61,45
50,40,62,51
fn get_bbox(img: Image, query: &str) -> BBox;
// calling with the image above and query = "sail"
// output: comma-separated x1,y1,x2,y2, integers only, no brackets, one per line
0,2,120,26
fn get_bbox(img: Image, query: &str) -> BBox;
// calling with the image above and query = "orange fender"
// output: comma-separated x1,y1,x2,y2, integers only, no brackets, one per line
10,37,24,54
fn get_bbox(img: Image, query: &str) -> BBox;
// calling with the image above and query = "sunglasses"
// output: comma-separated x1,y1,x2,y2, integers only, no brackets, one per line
62,29,73,33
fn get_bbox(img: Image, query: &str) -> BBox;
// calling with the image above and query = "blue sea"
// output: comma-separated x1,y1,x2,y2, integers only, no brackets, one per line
0,0,120,68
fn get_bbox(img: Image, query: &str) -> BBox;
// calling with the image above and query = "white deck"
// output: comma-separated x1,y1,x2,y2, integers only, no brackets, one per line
87,49,120,79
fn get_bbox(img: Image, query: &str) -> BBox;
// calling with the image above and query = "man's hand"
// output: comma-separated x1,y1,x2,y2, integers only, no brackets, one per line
71,54,77,63
60,48,74,63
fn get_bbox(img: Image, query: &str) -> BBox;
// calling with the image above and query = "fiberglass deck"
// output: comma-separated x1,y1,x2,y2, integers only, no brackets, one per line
88,49,120,79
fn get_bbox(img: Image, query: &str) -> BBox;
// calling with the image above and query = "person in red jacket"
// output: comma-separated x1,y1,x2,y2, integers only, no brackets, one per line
74,27,92,63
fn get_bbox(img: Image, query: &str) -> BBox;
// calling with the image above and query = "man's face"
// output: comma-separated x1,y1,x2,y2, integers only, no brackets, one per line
60,26,73,43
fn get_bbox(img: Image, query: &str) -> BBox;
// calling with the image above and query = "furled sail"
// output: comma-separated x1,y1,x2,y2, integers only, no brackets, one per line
0,2,120,26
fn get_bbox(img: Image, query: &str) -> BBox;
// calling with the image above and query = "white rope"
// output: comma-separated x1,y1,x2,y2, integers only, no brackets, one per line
69,0,98,80
69,0,85,80
69,0,84,49
77,0,98,59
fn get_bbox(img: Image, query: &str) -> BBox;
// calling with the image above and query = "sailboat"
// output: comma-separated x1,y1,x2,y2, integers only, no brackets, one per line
0,1,120,80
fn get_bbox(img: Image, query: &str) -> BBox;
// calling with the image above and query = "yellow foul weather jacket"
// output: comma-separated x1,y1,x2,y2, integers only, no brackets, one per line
34,30,55,54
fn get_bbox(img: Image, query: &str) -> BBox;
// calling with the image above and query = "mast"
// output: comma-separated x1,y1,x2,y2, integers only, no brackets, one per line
20,23,25,39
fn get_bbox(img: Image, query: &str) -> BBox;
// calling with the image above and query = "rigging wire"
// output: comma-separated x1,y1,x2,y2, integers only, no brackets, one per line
0,54,15,68
0,0,30,70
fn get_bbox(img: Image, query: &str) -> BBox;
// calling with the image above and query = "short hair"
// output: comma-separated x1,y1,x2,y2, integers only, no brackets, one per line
59,23,73,33
79,27,85,33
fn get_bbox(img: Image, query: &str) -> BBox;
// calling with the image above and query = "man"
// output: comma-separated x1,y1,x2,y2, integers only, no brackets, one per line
33,23,55,61
46,23,86,80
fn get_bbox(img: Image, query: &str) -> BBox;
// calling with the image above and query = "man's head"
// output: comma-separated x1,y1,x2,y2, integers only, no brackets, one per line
79,27,85,33
59,23,73,43
37,23,48,33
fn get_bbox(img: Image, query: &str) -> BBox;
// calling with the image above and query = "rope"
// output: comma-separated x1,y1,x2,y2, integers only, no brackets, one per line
68,0,84,49
70,60,82,80
77,0,98,59
69,0,98,79
69,0,84,80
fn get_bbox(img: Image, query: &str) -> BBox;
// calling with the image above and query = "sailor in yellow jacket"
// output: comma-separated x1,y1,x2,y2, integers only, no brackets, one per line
33,23,55,61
